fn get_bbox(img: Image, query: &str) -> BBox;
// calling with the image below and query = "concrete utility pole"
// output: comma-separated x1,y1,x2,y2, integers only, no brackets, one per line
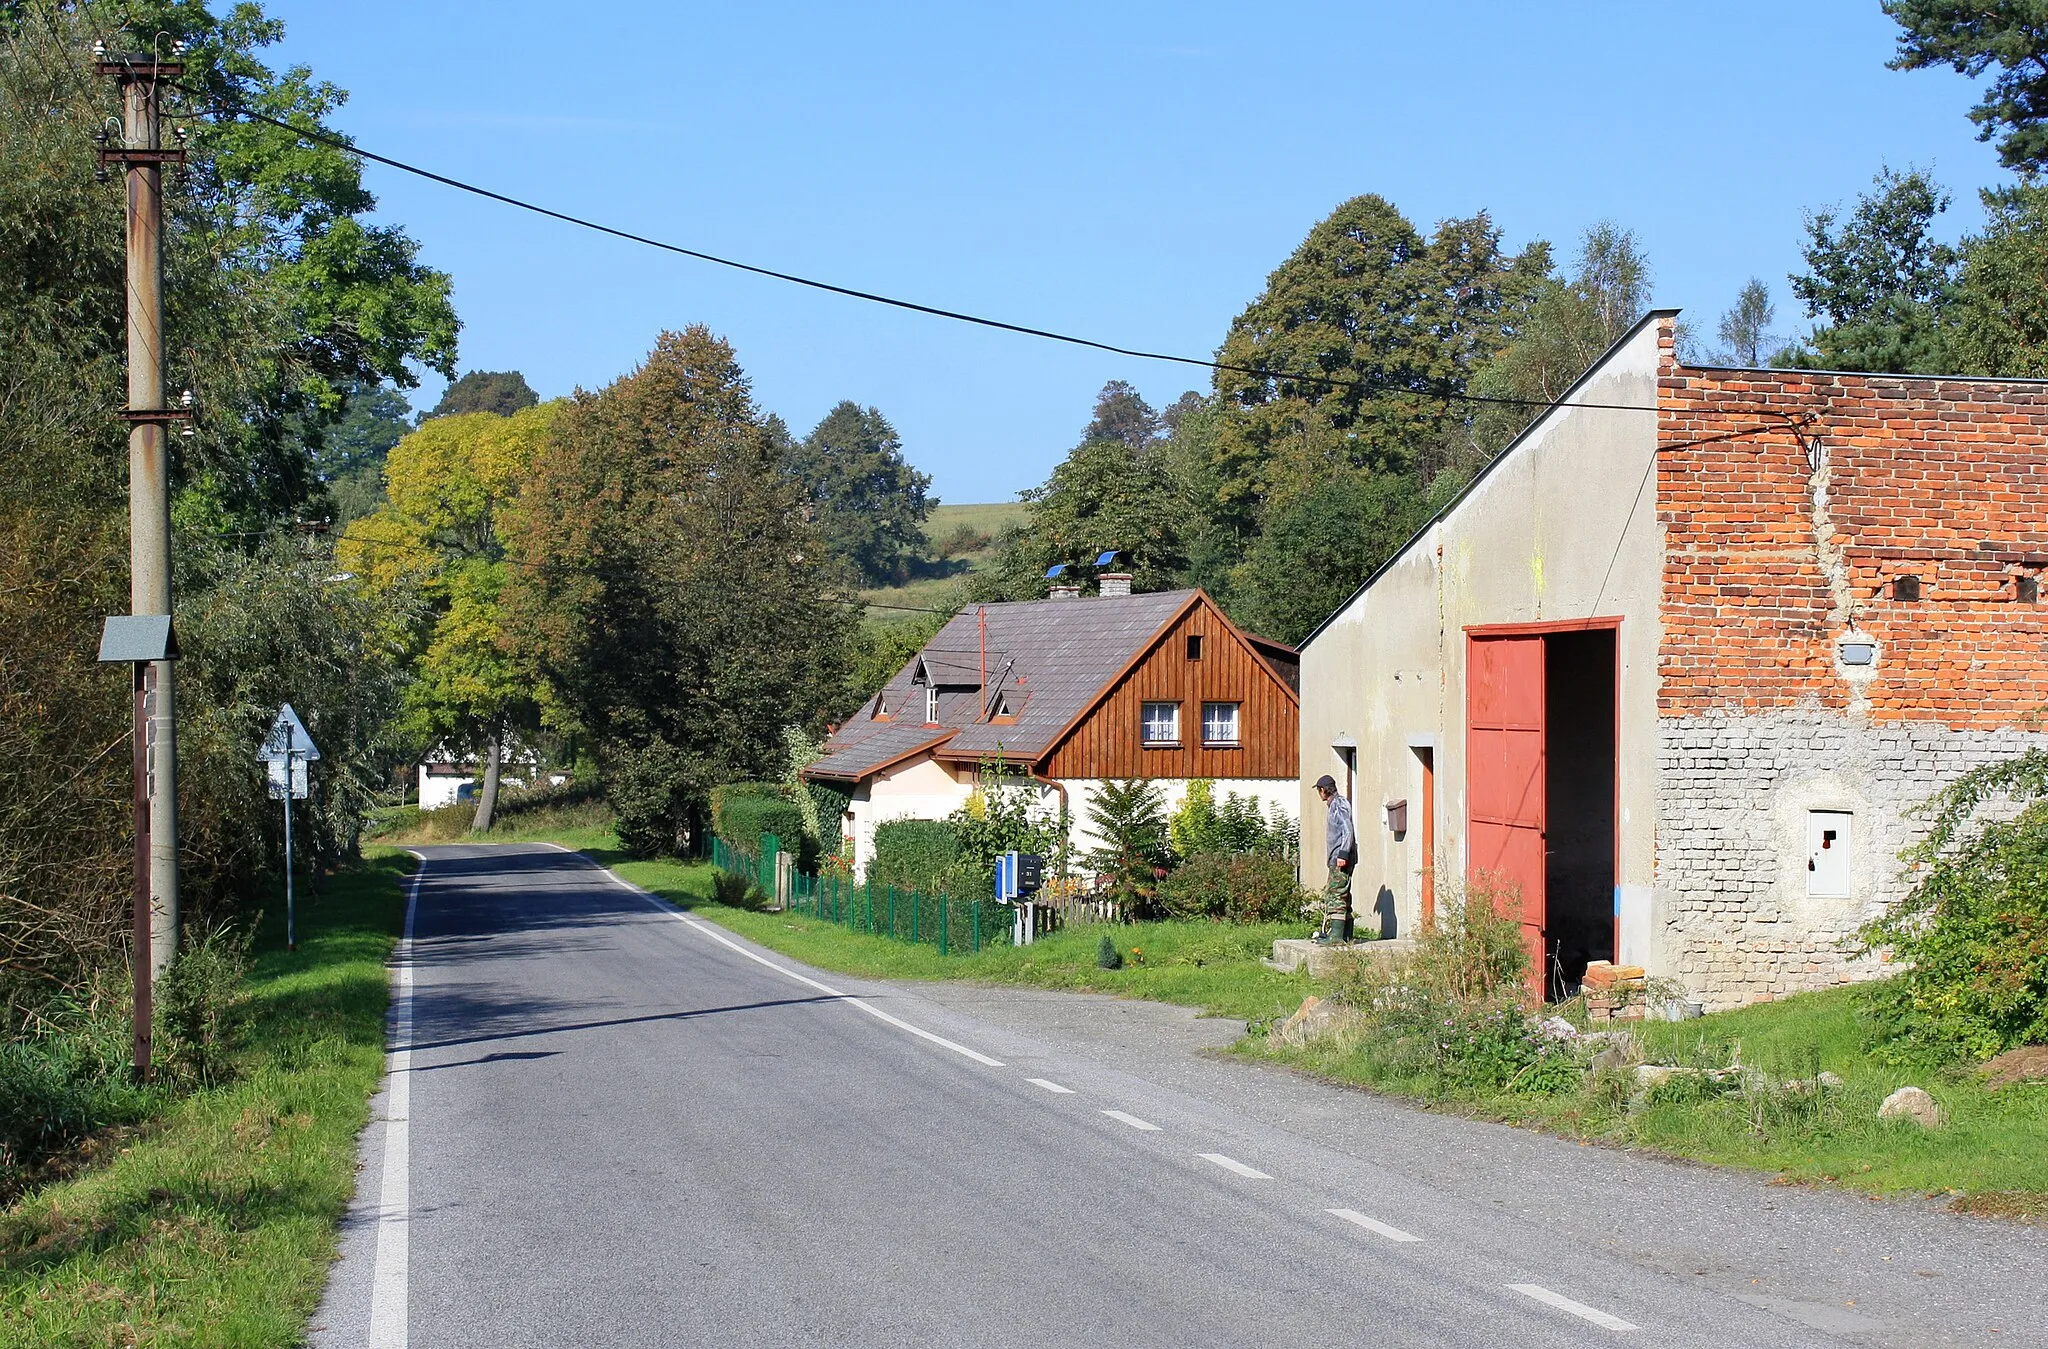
98,49,187,983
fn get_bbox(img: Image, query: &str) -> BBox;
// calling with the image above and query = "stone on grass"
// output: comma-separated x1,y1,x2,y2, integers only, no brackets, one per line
1272,994,1346,1047
1877,1085,1945,1129
1634,1064,1693,1090
1982,1045,2048,1090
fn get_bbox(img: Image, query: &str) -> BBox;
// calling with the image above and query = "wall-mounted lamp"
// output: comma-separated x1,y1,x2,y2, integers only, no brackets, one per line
1839,638,1877,667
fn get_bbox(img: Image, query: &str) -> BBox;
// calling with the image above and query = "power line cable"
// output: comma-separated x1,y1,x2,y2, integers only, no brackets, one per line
184,86,1681,419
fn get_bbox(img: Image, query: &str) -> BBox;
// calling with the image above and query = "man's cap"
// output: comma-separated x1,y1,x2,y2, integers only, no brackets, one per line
1314,774,1337,792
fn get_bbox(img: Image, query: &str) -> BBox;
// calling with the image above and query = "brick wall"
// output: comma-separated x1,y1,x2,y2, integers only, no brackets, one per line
1653,318,2048,1006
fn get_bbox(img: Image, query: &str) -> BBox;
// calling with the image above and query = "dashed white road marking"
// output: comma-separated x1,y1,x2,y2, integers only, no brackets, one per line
368,853,425,1349
1027,1077,1075,1094
1198,1152,1272,1179
1101,1109,1161,1131
538,844,1004,1067
1328,1208,1423,1242
1508,1284,1639,1332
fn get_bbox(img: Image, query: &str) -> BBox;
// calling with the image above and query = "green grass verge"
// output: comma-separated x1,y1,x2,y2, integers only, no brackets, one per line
1253,984,2048,1213
0,849,412,1345
564,837,1312,1026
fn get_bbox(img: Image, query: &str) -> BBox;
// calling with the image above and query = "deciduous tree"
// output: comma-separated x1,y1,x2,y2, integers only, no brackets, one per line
430,370,538,418
788,401,933,587
1783,167,1960,374
504,328,854,855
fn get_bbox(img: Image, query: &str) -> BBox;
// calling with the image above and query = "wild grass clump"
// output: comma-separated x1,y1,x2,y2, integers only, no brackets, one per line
1316,873,1566,1095
0,923,252,1201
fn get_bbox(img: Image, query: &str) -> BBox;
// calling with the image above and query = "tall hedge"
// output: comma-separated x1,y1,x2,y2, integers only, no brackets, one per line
870,819,962,894
711,783,808,864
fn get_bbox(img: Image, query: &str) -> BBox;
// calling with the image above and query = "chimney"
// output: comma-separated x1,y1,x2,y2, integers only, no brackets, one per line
1049,584,1081,600
1098,573,1133,597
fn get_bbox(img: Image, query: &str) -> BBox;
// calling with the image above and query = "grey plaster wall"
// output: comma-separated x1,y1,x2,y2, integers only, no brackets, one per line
1657,709,2048,1010
1298,319,1665,952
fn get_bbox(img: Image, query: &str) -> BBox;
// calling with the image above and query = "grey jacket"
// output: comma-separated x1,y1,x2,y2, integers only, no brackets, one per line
1325,793,1357,868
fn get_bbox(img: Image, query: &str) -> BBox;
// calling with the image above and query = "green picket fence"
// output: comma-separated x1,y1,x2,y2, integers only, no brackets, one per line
710,835,1007,956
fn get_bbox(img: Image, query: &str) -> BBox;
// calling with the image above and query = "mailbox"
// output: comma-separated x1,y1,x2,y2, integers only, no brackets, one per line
1017,853,1043,895
1384,799,1408,834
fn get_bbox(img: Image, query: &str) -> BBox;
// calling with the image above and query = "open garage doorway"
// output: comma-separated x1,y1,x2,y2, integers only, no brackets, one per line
1466,620,1619,1002
1543,628,1616,999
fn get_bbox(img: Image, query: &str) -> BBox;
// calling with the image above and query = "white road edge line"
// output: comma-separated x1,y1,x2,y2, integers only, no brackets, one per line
1327,1208,1423,1242
367,852,425,1349
1197,1152,1272,1179
536,843,1005,1068
1026,1077,1075,1094
1508,1283,1640,1333
1101,1109,1161,1131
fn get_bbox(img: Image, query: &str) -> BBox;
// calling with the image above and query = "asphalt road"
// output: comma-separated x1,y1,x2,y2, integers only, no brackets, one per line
312,845,2043,1347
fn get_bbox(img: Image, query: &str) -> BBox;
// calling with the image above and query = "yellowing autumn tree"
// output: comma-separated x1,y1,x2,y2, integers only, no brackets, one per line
340,401,559,829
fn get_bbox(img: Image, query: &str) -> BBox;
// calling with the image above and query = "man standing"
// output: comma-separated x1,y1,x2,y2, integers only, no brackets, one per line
1314,773,1356,943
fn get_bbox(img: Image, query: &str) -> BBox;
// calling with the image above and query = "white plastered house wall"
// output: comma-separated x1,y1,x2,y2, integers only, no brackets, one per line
845,753,976,877
1296,317,1664,963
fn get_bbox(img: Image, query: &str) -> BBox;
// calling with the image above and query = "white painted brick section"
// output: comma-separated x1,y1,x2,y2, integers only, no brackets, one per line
1656,710,2048,1011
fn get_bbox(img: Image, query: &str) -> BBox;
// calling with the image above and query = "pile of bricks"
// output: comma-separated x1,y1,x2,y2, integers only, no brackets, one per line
1582,962,1647,1023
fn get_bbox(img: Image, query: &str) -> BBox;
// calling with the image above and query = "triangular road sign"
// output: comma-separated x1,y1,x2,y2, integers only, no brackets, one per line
258,703,322,762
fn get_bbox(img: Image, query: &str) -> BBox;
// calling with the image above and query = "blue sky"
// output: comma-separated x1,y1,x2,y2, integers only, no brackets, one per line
264,1,2008,503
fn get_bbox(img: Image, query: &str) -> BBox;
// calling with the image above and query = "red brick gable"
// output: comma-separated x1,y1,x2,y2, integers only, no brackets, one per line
1656,319,2048,727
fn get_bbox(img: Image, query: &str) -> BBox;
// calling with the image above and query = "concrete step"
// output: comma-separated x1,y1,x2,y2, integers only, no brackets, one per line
1265,936,1418,978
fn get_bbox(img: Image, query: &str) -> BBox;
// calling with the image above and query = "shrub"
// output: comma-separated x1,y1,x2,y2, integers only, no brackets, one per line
1084,779,1170,908
1170,780,1297,860
871,819,962,894
1096,932,1123,970
948,758,1066,896
1156,851,1305,923
152,924,252,1091
711,869,766,911
610,740,692,858
1861,752,2048,1061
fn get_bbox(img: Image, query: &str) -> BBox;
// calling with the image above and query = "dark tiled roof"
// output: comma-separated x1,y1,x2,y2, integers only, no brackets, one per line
806,722,956,782
813,589,1200,779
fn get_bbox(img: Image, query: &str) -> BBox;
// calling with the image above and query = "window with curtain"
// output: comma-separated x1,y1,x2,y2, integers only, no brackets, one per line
1202,702,1240,746
1141,701,1180,745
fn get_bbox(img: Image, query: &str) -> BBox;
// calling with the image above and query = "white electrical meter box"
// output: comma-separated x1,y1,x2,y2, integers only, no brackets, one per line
1806,810,1853,898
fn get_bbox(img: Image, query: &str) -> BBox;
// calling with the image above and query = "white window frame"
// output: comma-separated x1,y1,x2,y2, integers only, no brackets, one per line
1141,700,1181,746
925,684,939,724
1201,701,1241,746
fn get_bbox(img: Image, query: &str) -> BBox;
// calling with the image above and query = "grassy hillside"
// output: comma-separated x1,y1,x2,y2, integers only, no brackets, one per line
862,500,1029,622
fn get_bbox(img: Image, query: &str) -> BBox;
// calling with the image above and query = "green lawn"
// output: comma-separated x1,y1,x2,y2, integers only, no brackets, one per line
0,850,413,1345
923,500,1029,543
566,839,1313,1026
1257,984,2048,1216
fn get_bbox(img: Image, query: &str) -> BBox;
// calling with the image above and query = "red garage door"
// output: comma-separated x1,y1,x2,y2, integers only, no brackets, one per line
1466,633,1546,996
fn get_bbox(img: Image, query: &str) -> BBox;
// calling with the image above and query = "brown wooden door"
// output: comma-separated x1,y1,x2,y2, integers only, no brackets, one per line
1466,634,1545,996
1417,747,1436,928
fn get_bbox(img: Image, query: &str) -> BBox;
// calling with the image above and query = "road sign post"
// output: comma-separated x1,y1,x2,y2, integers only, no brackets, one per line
258,705,320,952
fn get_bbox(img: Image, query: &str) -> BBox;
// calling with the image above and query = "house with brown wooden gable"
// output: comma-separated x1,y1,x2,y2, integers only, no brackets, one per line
807,577,1301,877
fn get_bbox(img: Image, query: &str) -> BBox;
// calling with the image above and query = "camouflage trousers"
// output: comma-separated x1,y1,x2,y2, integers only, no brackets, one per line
1321,865,1352,936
